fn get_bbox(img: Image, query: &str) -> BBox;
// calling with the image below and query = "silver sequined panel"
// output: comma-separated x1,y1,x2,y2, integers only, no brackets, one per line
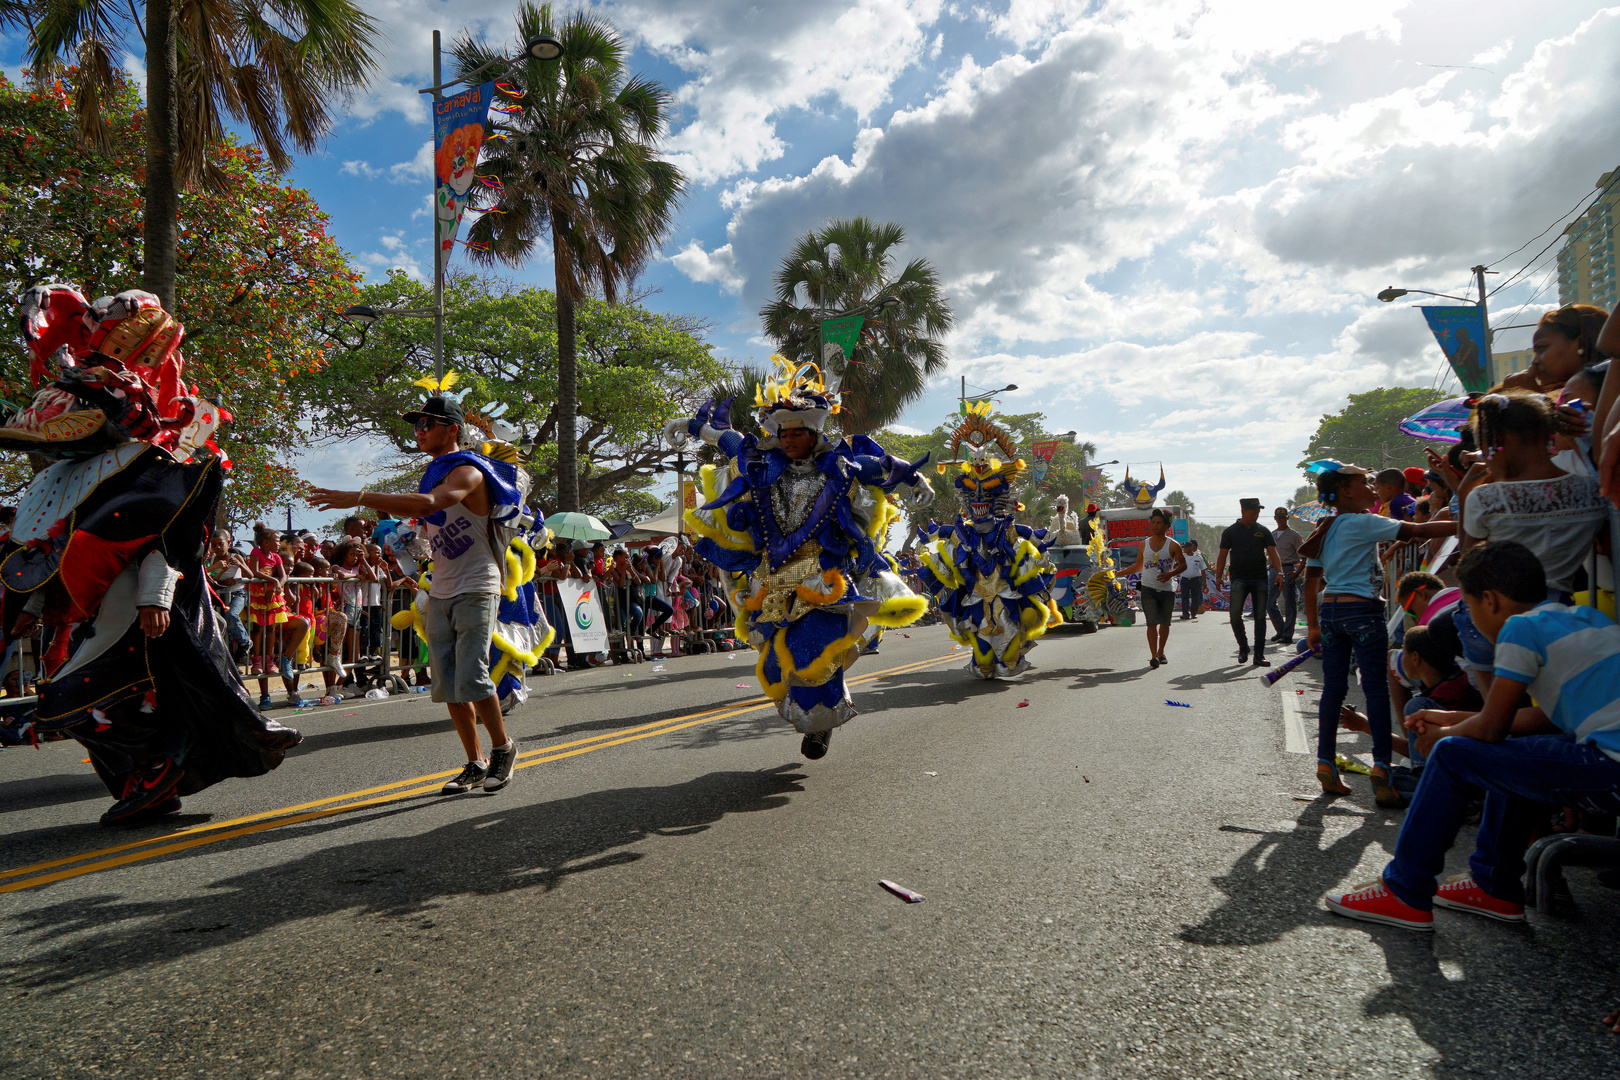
771,465,827,535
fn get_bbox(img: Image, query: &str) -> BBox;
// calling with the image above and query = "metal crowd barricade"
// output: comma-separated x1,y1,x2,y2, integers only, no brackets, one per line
596,577,646,664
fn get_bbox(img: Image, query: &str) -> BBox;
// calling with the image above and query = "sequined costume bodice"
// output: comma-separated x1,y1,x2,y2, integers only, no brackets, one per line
770,462,827,536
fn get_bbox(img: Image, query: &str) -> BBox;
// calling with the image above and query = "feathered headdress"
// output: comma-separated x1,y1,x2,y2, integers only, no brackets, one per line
754,354,840,434
939,399,1026,484
414,370,462,396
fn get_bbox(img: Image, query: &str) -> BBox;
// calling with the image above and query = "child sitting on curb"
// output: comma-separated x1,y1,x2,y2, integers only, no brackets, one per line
1341,622,1482,793
1325,540,1620,931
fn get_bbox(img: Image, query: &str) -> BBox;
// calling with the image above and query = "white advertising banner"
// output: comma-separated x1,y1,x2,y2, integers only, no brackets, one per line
555,578,609,652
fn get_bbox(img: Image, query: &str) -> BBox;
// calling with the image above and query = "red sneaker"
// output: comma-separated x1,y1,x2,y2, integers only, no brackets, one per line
1432,874,1526,923
1325,877,1434,931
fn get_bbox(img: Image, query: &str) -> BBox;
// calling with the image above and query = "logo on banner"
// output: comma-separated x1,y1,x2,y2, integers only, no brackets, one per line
1420,306,1489,393
434,81,495,270
820,315,865,366
574,587,595,630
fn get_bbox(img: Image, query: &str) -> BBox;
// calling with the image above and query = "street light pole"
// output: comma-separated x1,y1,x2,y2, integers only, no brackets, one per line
1474,263,1493,381
430,31,446,382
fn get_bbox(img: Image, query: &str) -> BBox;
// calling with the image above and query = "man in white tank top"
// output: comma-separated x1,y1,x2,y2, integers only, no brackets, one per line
310,394,518,794
1118,508,1186,669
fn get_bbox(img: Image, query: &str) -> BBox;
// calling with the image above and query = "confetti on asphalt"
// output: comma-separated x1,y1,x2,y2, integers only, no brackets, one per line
81,758,90,764
901,633,910,638
879,879,925,903
924,771,938,776
736,683,750,689
342,713,357,717
652,665,666,672
1082,776,1090,783
623,673,634,677
1165,700,1192,708
1016,699,1029,708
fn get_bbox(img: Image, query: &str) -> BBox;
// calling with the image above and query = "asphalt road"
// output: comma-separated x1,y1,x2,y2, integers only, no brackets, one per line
3,617,1619,1079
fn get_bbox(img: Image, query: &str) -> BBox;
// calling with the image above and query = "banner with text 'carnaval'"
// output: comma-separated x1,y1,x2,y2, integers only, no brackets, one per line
434,82,495,275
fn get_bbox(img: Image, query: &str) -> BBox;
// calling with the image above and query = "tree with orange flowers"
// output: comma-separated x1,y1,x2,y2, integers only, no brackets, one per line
0,69,359,514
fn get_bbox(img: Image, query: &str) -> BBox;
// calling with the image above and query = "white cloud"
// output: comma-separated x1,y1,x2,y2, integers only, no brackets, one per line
670,240,745,294
355,230,426,281
340,141,434,183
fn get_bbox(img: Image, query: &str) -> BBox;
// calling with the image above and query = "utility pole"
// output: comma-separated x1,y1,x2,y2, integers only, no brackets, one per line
1473,263,1492,384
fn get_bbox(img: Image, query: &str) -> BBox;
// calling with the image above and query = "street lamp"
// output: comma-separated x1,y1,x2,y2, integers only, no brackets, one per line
959,379,1018,408
1377,264,1496,387
324,304,444,351
418,30,563,380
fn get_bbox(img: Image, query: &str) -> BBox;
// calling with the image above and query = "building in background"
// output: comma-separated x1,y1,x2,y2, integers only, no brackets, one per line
1557,170,1619,310
1491,348,1533,385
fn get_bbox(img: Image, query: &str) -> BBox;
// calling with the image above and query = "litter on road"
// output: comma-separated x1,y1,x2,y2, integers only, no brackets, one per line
879,879,925,903
1016,699,1029,708
1165,700,1192,708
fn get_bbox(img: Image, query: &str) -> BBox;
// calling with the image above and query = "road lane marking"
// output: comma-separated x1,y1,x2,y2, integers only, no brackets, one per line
0,652,959,892
1280,690,1309,754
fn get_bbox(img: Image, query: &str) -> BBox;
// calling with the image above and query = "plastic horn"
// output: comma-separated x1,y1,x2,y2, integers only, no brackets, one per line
1258,646,1320,687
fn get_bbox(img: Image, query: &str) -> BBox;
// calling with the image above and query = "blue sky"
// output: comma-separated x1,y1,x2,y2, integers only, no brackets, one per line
7,1,1620,527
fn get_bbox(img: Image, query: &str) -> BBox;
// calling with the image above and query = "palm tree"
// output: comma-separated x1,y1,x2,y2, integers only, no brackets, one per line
29,0,380,309
455,3,685,513
760,218,953,436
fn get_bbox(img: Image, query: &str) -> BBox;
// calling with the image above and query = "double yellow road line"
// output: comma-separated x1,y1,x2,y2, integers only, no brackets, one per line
0,651,958,894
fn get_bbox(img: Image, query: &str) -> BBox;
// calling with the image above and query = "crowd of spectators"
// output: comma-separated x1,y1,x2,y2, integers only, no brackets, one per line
1292,304,1620,1025
532,535,736,670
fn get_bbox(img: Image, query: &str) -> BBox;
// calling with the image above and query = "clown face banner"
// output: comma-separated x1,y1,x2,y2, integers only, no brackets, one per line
434,82,494,270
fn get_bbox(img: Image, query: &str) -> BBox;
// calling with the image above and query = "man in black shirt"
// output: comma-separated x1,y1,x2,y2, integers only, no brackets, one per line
1214,498,1282,666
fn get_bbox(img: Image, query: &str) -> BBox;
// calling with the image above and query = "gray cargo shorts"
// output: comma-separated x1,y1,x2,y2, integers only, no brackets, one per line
423,591,499,704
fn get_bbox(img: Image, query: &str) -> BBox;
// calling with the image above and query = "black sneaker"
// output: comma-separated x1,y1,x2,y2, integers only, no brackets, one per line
1149,657,1160,669
1237,645,1249,665
483,741,518,792
441,760,488,794
101,759,184,826
1254,656,1272,667
801,731,832,760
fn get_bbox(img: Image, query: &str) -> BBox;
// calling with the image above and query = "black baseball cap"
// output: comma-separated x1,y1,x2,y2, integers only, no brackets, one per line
1239,497,1263,510
403,395,464,426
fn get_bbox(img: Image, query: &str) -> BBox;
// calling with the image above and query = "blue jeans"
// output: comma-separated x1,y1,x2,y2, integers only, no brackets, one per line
1228,577,1268,655
1180,577,1202,618
1384,733,1620,910
224,587,250,650
1268,569,1298,638
1316,599,1390,768
1403,695,1442,770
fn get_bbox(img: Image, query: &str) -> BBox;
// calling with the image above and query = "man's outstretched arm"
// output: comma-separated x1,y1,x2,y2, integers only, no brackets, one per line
310,465,482,517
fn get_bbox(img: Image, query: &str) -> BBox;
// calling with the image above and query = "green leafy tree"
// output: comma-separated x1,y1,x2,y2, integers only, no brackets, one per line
456,2,685,513
28,0,380,309
1299,387,1449,472
1162,490,1195,516
0,70,360,512
760,217,953,435
307,271,723,519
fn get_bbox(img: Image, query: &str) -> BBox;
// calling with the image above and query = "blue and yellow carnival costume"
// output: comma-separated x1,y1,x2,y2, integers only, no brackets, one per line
915,403,1062,678
663,359,935,756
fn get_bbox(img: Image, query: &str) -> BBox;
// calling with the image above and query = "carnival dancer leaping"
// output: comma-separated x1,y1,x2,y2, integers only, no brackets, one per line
664,357,934,760
913,402,1062,678
0,285,300,824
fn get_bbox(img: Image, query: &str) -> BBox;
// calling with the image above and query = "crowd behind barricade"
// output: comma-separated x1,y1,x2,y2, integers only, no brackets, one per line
1266,303,1620,1001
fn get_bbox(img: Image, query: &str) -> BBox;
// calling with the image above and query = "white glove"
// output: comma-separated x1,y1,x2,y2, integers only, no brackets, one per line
663,419,691,449
904,477,936,511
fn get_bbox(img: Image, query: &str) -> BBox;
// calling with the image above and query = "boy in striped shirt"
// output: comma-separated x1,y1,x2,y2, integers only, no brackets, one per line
1325,540,1620,930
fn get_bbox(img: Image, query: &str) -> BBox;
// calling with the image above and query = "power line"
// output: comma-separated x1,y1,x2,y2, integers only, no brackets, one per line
1489,170,1620,297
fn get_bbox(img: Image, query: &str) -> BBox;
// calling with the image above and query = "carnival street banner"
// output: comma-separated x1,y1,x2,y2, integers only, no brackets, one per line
556,577,609,652
1420,306,1489,393
1030,439,1061,484
820,315,865,365
434,81,495,273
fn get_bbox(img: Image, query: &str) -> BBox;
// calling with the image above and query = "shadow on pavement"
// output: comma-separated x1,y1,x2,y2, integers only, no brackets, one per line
1165,666,1260,691
0,771,110,814
1181,800,1620,1077
1,764,807,993
288,719,453,756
